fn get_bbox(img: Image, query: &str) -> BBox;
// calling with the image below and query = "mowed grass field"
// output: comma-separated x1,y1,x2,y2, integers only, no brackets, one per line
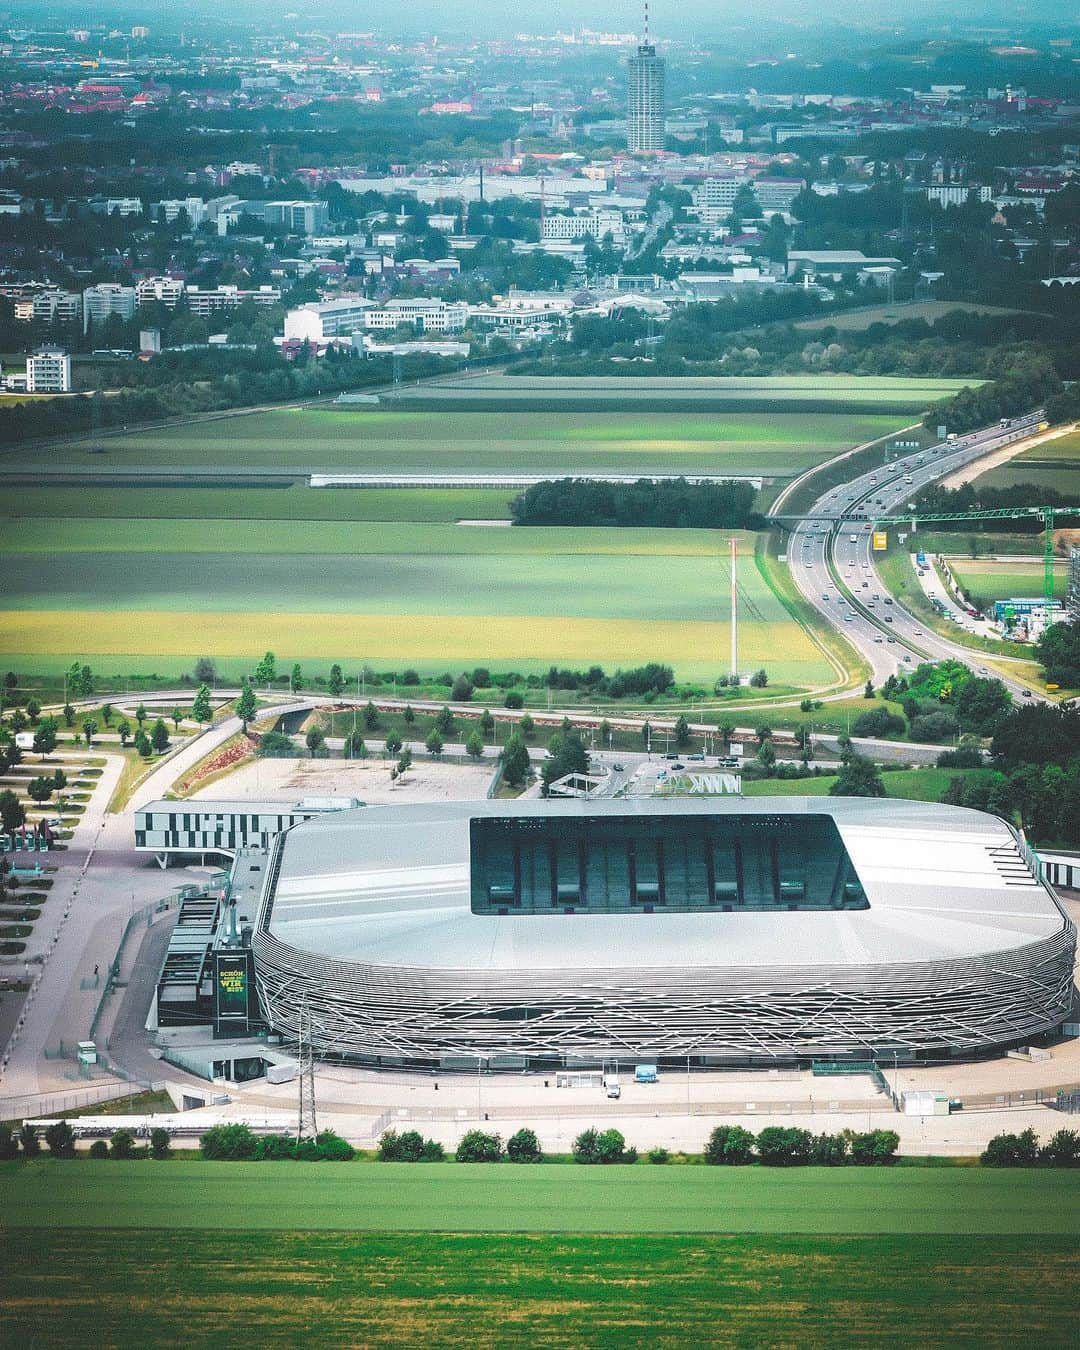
742,768,981,800
976,427,1080,499
0,526,832,684
2,1165,1078,1346
3,1160,1079,1234
948,557,1068,602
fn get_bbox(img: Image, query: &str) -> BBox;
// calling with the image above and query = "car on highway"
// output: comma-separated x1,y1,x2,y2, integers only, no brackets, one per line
1022,690,1033,698
884,615,894,623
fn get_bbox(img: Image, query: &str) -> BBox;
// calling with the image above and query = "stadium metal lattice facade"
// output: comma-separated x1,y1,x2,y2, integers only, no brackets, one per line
249,798,1076,1069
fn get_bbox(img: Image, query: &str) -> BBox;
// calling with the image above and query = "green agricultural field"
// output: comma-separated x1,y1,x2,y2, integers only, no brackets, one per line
386,373,978,416
3,1229,1076,1348
1,484,516,522
976,428,1080,499
11,404,915,479
948,558,1067,603
2,1165,1077,1346
3,1160,1079,1234
0,527,831,685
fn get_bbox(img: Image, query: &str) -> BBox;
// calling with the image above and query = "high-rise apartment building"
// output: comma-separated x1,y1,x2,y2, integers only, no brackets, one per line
626,6,665,153
27,347,72,393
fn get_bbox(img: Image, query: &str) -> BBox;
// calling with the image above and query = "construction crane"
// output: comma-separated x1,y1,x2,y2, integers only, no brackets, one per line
889,504,1080,612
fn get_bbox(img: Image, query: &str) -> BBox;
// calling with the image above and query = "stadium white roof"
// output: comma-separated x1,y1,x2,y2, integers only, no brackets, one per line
264,797,1068,972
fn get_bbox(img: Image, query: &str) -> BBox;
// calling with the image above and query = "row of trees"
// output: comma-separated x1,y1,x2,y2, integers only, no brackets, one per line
510,478,764,531
982,1128,1080,1167
922,354,1064,435
942,702,1080,845
705,1124,900,1166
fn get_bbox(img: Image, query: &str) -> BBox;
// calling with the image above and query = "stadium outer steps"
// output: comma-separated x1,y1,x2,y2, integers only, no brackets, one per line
248,798,1077,1071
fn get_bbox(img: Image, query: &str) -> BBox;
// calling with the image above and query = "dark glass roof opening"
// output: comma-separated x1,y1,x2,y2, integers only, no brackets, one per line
470,812,868,917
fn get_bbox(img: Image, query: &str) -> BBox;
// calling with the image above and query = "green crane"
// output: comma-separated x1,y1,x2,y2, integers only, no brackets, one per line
884,504,1080,611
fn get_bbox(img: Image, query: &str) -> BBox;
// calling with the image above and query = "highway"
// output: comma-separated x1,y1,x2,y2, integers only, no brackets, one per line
782,412,1046,697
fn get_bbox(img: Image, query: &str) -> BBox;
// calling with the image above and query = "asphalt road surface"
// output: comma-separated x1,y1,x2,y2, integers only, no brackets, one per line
783,413,1045,697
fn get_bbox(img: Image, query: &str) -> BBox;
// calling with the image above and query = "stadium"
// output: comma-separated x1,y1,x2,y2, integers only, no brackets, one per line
249,796,1076,1069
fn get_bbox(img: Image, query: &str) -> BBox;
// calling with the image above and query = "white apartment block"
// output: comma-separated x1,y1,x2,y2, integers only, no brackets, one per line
30,289,81,325
82,283,137,333
26,347,72,393
154,197,208,227
541,209,627,245
926,184,993,207
136,276,186,310
364,300,468,333
184,284,281,318
263,200,329,235
284,296,376,342
104,197,144,217
692,176,804,222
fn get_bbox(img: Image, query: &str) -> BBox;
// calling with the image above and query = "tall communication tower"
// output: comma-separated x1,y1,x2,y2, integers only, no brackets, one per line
296,999,318,1144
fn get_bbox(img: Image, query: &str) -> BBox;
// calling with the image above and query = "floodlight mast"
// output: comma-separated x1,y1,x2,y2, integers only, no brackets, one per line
730,535,738,681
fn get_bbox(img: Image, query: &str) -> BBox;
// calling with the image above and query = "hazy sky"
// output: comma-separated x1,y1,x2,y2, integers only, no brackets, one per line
41,1,1078,39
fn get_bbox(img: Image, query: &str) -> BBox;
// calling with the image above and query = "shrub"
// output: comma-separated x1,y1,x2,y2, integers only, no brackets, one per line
45,1120,76,1158
504,690,524,709
88,1139,109,1159
149,1127,172,1160
847,1129,900,1165
314,1129,355,1161
421,1138,446,1161
909,711,959,743
19,1123,40,1156
810,1132,849,1166
755,1126,814,1167
981,1127,1040,1167
647,1146,671,1164
704,1124,756,1165
451,674,473,703
255,1134,297,1161
455,1130,503,1163
378,1129,434,1162
506,1128,543,1163
110,1128,137,1160
573,1127,631,1164
851,707,906,740
1039,1129,1080,1167
936,745,983,768
572,1128,602,1164
0,1123,18,1159
199,1123,257,1161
